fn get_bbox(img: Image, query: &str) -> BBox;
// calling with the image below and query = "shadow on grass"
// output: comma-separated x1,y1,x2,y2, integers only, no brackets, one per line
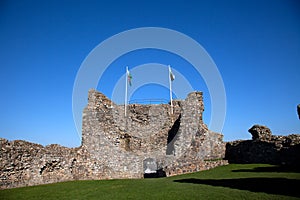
174,178,300,198
232,165,300,173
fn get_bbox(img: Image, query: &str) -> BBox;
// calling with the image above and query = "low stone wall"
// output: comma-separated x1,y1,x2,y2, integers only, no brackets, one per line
0,138,77,188
0,138,131,189
165,159,228,176
225,125,300,166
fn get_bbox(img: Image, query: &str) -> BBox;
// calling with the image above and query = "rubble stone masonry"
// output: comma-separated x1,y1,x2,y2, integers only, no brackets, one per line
0,89,227,189
226,125,300,166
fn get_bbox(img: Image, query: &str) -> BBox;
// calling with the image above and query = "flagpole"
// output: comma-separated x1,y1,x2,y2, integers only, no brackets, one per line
168,65,173,114
125,66,128,117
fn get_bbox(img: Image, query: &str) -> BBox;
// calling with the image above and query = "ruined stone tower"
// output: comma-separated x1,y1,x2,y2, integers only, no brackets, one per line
81,89,227,178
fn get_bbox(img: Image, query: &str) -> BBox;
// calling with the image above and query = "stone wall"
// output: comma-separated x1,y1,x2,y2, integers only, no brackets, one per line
0,138,112,189
225,125,300,166
0,89,227,189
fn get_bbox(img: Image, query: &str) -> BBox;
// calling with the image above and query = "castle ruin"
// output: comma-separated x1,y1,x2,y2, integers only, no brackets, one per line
0,89,227,189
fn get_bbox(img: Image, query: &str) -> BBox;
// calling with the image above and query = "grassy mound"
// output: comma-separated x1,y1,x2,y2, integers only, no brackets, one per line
1,164,299,200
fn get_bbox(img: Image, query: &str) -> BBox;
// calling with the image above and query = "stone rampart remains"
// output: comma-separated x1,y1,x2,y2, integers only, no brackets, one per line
0,89,227,189
225,125,300,166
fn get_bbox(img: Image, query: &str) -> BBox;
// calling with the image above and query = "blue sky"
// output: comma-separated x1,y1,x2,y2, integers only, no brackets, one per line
1,0,299,147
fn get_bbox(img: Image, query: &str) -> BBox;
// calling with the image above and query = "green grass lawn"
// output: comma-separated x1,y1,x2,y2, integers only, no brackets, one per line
1,164,300,200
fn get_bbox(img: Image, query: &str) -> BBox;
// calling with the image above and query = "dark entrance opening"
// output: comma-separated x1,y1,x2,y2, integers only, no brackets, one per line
144,168,166,178
143,158,166,178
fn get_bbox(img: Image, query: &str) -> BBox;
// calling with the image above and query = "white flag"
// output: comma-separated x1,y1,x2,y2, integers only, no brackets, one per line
169,66,175,81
